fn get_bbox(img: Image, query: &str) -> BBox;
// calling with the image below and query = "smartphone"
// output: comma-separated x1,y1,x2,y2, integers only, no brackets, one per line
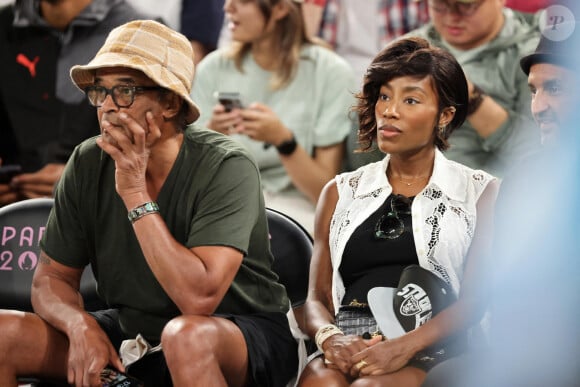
215,91,244,112
101,367,144,387
0,164,22,184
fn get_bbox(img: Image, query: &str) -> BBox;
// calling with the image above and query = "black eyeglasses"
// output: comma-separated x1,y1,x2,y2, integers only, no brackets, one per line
85,85,165,108
374,194,413,240
429,0,483,17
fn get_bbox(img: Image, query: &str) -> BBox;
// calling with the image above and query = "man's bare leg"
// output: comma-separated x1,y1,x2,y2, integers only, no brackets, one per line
162,315,249,387
0,310,69,387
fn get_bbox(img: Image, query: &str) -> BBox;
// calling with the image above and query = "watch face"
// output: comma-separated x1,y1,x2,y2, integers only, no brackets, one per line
467,85,486,115
276,135,298,155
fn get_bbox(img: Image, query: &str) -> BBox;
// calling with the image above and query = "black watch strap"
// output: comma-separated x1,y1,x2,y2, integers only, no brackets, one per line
276,135,297,155
467,84,486,116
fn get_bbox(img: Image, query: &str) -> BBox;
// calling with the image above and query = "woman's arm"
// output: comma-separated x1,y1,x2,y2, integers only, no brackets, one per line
279,138,345,204
303,180,381,373
239,103,345,203
303,179,340,336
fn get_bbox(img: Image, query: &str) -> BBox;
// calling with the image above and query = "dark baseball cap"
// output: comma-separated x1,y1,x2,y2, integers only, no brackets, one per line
368,265,456,339
520,10,580,76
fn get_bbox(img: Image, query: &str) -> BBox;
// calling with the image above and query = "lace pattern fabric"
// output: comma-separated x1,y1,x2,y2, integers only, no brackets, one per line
328,150,495,313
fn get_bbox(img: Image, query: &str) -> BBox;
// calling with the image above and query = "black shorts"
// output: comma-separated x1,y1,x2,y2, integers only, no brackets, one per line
90,309,298,387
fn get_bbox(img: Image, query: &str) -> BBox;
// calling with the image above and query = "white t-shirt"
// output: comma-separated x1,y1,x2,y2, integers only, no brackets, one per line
334,0,382,82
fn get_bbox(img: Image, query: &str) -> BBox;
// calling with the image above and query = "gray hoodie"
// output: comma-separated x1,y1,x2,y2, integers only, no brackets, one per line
408,8,541,177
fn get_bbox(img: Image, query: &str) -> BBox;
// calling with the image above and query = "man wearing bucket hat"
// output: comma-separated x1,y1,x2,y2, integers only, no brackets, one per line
0,19,297,387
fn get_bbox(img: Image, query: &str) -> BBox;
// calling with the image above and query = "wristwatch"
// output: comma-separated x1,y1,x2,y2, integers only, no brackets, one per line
467,84,486,116
276,135,298,155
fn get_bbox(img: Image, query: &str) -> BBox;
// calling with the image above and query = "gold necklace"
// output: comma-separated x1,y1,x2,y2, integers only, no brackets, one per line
393,174,430,187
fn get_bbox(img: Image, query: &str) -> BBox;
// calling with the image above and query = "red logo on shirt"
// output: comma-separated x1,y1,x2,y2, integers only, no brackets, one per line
16,53,40,77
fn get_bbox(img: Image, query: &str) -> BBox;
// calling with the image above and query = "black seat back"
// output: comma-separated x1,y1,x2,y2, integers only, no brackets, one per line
0,198,102,311
266,208,312,308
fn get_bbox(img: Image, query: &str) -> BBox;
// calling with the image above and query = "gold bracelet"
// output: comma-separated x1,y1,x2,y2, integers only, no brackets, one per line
127,202,160,223
315,324,344,353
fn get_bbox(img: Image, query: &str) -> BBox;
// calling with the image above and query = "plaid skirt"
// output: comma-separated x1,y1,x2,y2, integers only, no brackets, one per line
335,306,380,338
334,305,467,372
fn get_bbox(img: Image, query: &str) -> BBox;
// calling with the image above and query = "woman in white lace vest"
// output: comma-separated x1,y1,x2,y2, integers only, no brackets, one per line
298,37,499,387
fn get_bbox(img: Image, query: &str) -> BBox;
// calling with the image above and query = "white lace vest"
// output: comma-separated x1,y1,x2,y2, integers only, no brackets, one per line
329,149,495,312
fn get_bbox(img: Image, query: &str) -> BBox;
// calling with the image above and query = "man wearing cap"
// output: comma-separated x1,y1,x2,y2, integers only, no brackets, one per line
520,25,580,145
484,15,580,385
491,15,580,266
0,19,297,387
422,12,580,385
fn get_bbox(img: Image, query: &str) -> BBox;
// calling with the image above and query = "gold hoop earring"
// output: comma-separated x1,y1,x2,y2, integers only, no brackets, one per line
438,125,446,135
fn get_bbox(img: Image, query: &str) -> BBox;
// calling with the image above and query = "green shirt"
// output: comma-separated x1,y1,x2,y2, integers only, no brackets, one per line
41,126,289,341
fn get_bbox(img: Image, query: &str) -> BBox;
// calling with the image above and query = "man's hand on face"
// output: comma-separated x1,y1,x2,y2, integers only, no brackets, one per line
96,111,162,201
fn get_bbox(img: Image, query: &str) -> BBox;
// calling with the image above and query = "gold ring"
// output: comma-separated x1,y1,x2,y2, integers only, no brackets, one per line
356,359,368,370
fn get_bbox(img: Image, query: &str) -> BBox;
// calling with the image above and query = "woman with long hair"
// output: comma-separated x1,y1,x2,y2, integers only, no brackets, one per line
191,0,355,234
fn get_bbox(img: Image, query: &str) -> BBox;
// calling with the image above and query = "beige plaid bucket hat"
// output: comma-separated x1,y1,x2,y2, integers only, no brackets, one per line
70,19,200,123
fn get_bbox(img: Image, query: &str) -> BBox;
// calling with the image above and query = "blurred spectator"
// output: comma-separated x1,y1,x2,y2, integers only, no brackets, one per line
192,0,355,234
180,0,225,65
217,0,328,48
319,0,430,81
126,0,180,29
488,10,580,385
423,4,580,385
127,0,225,65
302,0,326,37
506,0,552,13
0,0,153,206
404,0,542,177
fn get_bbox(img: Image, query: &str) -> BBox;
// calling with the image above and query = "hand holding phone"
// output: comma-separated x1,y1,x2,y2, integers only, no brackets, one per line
215,91,244,112
101,367,144,387
0,164,22,184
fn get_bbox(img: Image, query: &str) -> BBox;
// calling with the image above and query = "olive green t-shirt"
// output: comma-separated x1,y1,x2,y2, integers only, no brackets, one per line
41,126,289,341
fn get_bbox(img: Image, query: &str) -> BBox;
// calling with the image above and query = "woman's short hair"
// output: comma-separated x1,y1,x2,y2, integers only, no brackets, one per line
355,37,468,151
